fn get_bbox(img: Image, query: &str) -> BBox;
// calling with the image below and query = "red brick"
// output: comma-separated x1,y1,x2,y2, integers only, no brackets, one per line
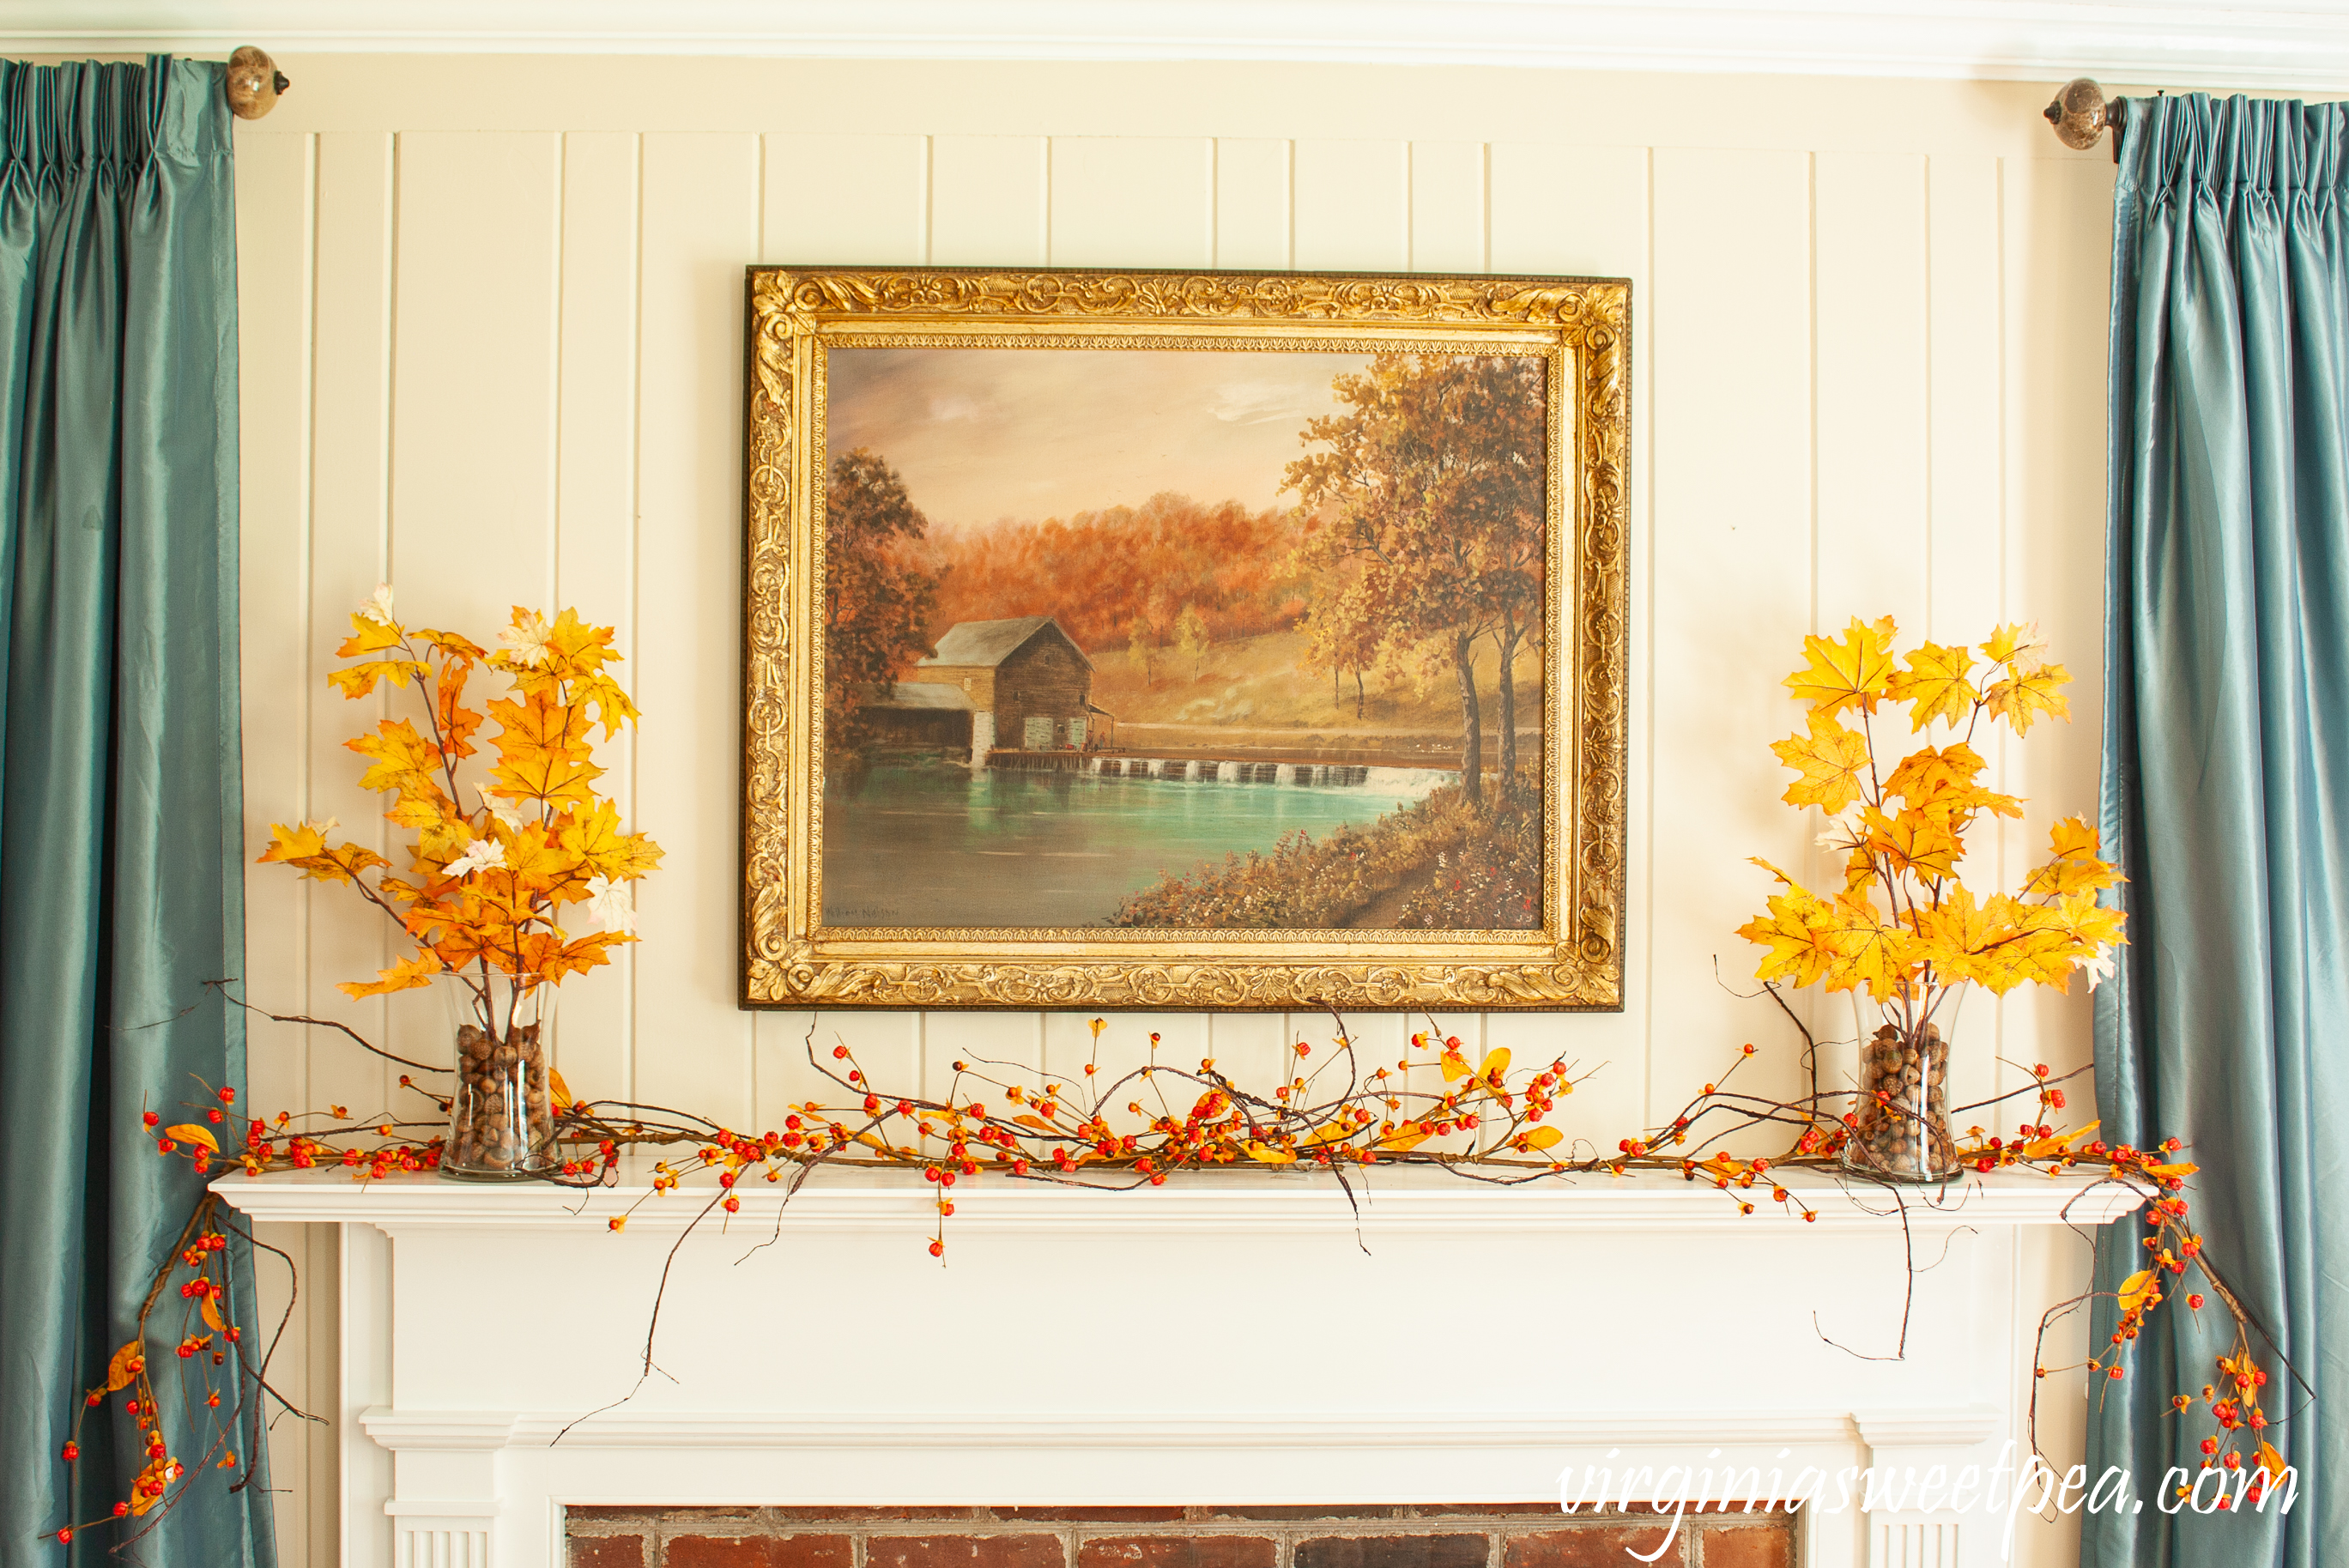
869,1535,1069,1568
1697,1524,1790,1568
1006,1509,1188,1523
666,1535,854,1568
1505,1528,1685,1568
571,1538,647,1568
1080,1536,1277,1568
1295,1534,1490,1568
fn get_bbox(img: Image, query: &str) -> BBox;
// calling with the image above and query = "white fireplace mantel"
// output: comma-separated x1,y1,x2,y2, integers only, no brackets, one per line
218,1165,2141,1568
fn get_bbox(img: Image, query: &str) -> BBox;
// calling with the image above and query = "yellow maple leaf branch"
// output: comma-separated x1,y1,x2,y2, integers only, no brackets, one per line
262,592,659,1007
1745,617,2125,1014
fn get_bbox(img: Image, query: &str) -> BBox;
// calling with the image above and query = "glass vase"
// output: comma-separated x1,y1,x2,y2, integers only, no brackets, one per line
439,969,558,1180
1843,1007,1961,1184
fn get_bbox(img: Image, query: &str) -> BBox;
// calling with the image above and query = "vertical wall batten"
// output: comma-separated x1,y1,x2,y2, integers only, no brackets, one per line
233,82,2118,1563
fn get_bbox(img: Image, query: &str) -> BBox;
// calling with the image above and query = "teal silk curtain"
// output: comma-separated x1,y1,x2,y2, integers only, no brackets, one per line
2090,92,2349,1566
0,58,269,1568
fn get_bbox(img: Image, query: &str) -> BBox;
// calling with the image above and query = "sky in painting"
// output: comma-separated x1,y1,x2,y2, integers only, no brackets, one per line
825,346,1378,530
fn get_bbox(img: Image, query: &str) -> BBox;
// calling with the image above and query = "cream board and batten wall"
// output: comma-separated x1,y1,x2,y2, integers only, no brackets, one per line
233,56,2122,1565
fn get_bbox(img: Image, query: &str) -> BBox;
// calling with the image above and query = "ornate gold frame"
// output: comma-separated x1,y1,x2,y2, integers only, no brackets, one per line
741,268,1629,1010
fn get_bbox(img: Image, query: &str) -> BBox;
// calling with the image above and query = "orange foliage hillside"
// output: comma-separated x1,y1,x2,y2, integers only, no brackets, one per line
921,493,1305,657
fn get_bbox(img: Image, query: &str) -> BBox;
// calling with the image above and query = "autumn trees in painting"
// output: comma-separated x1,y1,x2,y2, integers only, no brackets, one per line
825,449,941,749
1287,354,1546,806
925,493,1302,671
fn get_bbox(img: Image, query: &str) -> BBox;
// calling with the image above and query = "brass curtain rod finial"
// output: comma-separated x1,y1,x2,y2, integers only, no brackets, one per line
2045,76,2110,150
225,45,288,120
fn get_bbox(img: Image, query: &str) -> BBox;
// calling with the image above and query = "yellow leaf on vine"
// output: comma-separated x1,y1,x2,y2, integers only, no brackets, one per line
2048,815,2101,860
2143,1160,2198,1179
1882,742,1988,804
566,670,644,741
336,611,403,659
165,1124,220,1153
103,1340,144,1392
2020,815,2122,898
488,750,605,812
336,953,445,1000
1866,808,1960,883
1783,616,1898,718
1479,1047,1511,1083
348,719,450,802
549,1069,573,1111
1438,1050,1471,1082
327,657,429,702
1886,640,1979,731
2256,1441,2289,1479
1244,1141,1296,1165
1769,711,1872,814
560,798,633,879
537,929,631,984
1819,894,1913,1000
1908,883,2000,981
2020,855,2122,899
487,688,594,761
200,1296,226,1334
1375,1129,1431,1153
255,822,392,886
1014,1114,1052,1130
1983,662,2074,735
1523,1125,1564,1150
499,822,578,889
2117,1268,2158,1313
1739,869,1837,990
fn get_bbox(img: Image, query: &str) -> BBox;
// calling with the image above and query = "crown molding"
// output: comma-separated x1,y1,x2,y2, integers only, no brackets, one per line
3,1,2347,90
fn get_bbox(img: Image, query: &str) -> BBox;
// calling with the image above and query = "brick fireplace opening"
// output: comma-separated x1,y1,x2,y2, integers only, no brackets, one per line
565,1504,1795,1568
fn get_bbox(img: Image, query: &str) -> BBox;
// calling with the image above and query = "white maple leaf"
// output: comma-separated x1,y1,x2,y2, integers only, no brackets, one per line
476,788,526,832
444,838,507,880
500,609,554,667
584,874,637,935
356,584,397,627
1816,804,1869,854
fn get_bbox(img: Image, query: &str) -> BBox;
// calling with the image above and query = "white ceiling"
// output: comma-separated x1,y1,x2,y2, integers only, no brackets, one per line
0,1,2344,89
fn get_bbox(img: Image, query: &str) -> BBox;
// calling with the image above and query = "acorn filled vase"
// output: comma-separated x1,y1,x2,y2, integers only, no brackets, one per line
440,968,558,1180
1844,1017,1960,1184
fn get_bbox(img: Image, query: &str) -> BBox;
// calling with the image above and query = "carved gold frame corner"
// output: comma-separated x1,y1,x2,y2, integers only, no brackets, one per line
741,267,1630,1011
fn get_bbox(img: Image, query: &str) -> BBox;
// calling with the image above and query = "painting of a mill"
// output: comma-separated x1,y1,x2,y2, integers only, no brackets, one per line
864,614,1102,763
818,342,1548,932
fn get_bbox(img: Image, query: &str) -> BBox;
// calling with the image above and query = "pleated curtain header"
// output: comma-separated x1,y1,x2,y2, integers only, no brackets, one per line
0,56,227,186
2120,93,2349,208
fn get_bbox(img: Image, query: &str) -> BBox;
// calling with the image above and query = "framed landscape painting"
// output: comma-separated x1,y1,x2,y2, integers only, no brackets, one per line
740,267,1628,1011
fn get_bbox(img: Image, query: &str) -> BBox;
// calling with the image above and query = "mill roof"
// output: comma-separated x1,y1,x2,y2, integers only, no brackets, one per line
917,615,1093,670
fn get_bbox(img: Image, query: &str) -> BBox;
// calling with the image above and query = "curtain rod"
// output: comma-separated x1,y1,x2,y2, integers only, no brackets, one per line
224,45,287,119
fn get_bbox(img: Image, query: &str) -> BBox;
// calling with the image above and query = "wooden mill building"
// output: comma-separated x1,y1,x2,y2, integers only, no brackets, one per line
880,614,1099,764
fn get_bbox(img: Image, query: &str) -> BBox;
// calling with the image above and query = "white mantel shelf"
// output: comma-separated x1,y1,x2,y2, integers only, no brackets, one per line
212,1162,2144,1232
221,1163,2138,1568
